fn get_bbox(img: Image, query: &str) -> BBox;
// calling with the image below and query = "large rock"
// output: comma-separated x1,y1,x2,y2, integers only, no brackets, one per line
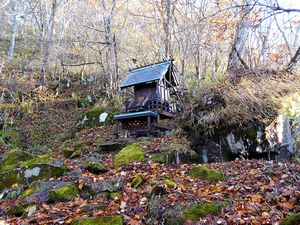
97,142,125,153
89,177,125,193
0,162,66,191
114,143,145,167
0,149,34,167
188,166,224,183
183,201,230,222
21,181,79,203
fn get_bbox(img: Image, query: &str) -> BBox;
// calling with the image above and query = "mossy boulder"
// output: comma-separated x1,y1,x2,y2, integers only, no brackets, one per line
280,213,300,225
131,174,144,188
0,164,17,172
20,187,36,200
188,166,224,183
90,178,125,193
97,142,125,153
183,201,230,221
20,155,52,168
0,163,66,191
76,106,119,130
0,149,34,167
85,160,108,174
4,203,35,217
163,178,177,188
21,182,78,204
71,216,123,225
46,183,79,203
115,143,145,167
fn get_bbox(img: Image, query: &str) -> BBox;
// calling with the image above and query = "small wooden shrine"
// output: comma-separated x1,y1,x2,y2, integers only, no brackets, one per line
114,60,181,137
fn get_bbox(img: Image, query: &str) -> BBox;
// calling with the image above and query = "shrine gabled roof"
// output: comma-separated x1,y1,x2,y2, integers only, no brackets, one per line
120,60,172,89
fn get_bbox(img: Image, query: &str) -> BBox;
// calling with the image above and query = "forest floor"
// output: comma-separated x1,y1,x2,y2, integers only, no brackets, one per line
0,84,299,225
1,154,299,224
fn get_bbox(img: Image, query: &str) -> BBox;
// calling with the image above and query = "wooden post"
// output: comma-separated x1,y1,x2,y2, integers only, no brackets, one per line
147,116,151,137
115,120,119,139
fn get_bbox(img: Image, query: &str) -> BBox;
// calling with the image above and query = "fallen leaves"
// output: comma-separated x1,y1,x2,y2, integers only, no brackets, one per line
0,155,299,225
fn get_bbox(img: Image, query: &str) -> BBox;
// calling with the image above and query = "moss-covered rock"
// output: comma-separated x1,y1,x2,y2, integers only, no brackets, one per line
0,163,66,191
188,166,224,183
114,143,145,167
4,203,35,217
0,149,33,167
97,142,125,153
20,187,36,200
20,155,52,168
76,106,119,130
163,178,177,188
131,174,144,188
71,216,123,225
85,160,108,174
0,164,17,172
280,213,300,225
46,183,79,203
183,201,230,221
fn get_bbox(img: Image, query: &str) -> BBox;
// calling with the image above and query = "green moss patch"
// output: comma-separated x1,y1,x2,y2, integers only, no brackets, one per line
0,164,17,172
47,183,79,203
114,143,145,167
110,192,122,200
0,163,67,191
163,178,177,188
131,174,144,188
1,149,33,167
20,155,52,168
280,213,300,225
71,215,123,225
20,188,36,200
188,166,224,183
184,201,230,221
85,160,108,174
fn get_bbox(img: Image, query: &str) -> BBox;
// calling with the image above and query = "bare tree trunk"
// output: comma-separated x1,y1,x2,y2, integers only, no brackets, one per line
227,0,252,71
40,0,58,86
7,14,18,59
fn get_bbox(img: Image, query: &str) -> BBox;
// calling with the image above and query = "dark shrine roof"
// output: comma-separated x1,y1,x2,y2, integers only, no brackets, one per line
120,60,172,89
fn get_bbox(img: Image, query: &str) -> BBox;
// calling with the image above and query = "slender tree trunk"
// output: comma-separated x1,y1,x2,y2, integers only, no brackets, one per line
40,0,58,86
7,14,18,60
227,0,252,71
